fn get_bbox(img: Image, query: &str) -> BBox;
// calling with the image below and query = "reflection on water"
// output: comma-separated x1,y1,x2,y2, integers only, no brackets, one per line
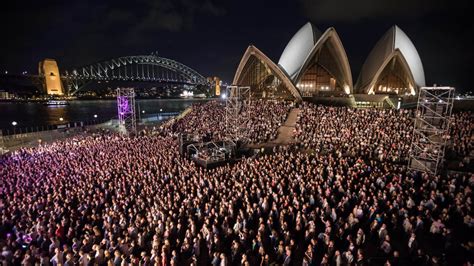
0,99,210,131
44,105,69,125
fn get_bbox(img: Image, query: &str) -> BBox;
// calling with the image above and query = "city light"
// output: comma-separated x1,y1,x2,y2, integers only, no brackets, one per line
142,110,145,114
221,93,227,99
180,90,193,97
11,121,17,126
93,114,98,118
160,108,163,112
59,117,64,121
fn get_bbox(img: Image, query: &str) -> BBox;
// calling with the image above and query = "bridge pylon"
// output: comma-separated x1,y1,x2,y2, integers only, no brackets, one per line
39,59,64,95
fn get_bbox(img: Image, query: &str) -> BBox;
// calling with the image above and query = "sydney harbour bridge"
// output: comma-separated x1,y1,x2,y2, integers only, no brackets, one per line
61,53,209,95
1,53,211,96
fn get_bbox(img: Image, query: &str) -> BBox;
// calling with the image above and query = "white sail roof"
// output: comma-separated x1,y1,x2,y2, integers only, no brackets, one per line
277,22,322,80
356,25,425,92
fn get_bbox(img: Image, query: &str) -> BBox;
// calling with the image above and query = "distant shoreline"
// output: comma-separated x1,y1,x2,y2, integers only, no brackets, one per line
0,97,215,103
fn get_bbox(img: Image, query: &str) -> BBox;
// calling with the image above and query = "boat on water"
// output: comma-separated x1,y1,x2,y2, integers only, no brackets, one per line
43,100,70,106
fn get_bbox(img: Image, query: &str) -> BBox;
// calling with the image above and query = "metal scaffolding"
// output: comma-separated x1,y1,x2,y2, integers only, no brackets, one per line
225,86,251,142
408,86,454,175
117,88,137,135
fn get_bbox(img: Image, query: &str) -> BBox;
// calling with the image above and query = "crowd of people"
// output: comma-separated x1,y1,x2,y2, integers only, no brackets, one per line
0,100,472,266
294,103,414,163
242,100,292,144
165,100,291,144
449,112,473,169
295,103,473,170
166,101,226,140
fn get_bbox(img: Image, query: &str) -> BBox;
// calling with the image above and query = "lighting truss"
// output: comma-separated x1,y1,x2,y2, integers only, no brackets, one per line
116,88,137,135
408,86,454,175
225,86,251,142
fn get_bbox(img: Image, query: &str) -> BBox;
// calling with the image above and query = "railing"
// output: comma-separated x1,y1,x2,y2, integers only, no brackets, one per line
0,120,113,153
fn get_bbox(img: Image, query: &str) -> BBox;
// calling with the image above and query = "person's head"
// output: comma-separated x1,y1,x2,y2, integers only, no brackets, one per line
357,249,364,258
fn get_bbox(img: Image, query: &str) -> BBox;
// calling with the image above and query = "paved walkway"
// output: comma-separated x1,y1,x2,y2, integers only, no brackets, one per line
271,108,300,145
247,108,300,149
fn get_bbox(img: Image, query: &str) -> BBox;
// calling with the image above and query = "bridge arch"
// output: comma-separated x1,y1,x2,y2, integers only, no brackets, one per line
62,54,208,95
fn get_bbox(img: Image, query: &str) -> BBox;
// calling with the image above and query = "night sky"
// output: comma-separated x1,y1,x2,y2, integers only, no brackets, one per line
1,0,472,92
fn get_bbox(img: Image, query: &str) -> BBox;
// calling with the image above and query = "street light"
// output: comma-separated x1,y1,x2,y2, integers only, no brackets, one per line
12,121,17,135
159,108,163,112
59,117,64,122
142,110,145,114
93,114,98,118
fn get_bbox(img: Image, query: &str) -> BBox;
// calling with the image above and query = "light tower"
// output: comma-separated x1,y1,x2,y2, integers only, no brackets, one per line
408,86,454,175
224,86,251,142
116,88,137,135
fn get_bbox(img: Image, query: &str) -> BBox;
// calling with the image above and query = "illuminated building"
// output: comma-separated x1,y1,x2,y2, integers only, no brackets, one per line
355,26,425,96
207,77,222,96
214,77,221,96
233,23,424,101
233,22,352,101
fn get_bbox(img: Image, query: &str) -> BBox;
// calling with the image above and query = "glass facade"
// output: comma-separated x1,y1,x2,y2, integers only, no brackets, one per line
236,55,294,100
295,39,348,97
297,63,339,97
373,56,413,95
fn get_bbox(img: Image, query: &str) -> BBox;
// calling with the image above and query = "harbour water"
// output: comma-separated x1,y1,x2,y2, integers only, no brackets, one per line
0,99,210,133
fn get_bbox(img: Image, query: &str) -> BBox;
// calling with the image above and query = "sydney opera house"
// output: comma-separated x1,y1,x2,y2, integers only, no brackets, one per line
233,22,425,106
